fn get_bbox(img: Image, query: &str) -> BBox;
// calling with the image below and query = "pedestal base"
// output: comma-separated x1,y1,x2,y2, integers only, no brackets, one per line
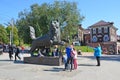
24,56,63,66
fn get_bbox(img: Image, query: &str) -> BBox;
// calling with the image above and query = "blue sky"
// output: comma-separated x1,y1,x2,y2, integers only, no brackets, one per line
0,0,120,35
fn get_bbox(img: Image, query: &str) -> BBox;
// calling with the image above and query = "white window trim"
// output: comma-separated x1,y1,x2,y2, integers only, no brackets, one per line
104,27,108,33
98,27,102,33
93,28,96,34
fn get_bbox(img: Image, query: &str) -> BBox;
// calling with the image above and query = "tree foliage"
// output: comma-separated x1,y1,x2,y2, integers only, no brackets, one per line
6,26,19,45
0,24,9,43
16,1,84,44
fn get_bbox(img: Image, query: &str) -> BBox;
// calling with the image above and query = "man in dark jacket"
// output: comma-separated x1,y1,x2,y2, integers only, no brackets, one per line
15,46,21,61
8,45,13,60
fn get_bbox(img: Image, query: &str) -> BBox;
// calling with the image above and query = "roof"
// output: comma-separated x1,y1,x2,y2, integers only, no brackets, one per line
84,29,90,34
89,20,114,28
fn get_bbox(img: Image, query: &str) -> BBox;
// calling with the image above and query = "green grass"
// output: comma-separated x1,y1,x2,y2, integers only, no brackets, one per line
23,44,31,47
22,43,94,53
59,45,94,52
74,46,94,52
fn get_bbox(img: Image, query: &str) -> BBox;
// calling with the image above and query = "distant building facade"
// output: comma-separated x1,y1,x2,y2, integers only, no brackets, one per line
87,20,120,54
78,24,84,45
83,29,91,45
77,20,120,54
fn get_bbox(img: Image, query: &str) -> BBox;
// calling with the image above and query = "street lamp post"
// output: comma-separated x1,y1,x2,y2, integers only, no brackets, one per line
2,16,14,46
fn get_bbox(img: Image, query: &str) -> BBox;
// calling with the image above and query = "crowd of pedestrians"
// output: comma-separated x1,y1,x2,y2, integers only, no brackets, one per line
63,44,78,71
0,42,102,72
62,43,102,71
0,43,24,61
8,45,23,61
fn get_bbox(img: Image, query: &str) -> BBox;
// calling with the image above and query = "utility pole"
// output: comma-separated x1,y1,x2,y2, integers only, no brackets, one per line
11,19,14,46
10,31,12,45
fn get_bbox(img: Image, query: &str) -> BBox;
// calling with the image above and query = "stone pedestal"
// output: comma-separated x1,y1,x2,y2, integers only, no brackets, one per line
24,56,63,66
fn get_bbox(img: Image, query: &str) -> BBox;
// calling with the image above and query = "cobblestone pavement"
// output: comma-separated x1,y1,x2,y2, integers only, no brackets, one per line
0,53,120,80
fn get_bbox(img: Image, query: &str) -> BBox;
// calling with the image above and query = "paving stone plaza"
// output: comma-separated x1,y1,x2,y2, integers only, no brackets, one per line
0,53,120,80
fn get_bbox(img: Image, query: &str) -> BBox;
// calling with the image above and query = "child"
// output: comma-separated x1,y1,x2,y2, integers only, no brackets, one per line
63,54,68,70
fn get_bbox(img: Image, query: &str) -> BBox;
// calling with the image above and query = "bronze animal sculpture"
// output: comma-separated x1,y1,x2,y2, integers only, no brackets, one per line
29,20,62,56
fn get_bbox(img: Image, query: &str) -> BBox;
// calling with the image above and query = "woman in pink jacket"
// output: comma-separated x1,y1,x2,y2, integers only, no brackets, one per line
71,48,78,69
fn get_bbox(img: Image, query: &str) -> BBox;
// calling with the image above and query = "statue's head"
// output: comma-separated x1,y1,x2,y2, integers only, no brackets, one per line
51,20,59,29
50,20,61,43
29,26,36,39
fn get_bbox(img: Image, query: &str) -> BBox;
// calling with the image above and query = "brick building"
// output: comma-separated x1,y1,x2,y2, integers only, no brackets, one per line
83,29,91,45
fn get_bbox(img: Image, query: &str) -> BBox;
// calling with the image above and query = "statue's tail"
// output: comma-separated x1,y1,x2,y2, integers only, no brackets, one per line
29,26,36,39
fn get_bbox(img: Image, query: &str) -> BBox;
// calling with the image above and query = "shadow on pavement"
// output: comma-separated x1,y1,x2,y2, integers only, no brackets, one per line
79,55,120,62
78,63,95,66
0,59,24,64
0,59,13,62
14,60,24,64
101,55,120,62
43,67,63,72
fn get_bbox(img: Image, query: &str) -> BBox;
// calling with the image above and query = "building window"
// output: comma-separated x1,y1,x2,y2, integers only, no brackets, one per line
92,35,97,42
103,35,109,42
93,28,96,34
98,27,102,33
104,27,108,33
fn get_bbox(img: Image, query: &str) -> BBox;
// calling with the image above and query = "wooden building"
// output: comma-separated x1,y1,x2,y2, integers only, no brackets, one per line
87,20,120,54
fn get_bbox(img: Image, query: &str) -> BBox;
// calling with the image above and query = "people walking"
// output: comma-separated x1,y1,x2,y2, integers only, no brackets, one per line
8,45,13,60
94,43,102,66
15,46,21,61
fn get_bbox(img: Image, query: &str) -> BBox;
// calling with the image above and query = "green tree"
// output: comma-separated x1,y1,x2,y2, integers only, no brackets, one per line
0,24,9,43
16,1,84,44
6,26,19,45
